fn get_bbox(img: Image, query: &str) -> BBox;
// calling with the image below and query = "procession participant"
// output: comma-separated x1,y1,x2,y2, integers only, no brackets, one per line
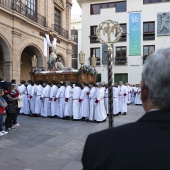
131,85,135,103
40,81,51,117
104,84,108,116
49,81,58,117
134,85,139,105
113,84,119,116
70,82,82,120
94,82,107,122
79,82,90,121
25,80,32,115
135,84,142,105
126,83,132,105
88,82,97,121
34,80,43,116
118,81,128,115
54,81,65,118
30,81,36,114
64,81,73,119
18,80,28,115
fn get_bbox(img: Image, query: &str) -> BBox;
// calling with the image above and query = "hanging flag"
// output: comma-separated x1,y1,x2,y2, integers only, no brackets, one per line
129,12,141,56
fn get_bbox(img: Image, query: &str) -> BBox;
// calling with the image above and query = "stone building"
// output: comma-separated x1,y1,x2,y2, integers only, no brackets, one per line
0,0,75,82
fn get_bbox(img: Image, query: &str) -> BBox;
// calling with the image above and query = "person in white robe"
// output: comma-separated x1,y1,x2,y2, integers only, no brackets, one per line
126,83,132,105
113,85,119,116
70,82,81,120
26,80,32,115
34,81,43,116
19,80,29,115
94,83,107,122
104,84,109,115
40,81,51,117
135,85,142,105
88,82,97,121
79,83,90,120
30,82,36,114
54,82,65,118
49,81,58,117
131,85,135,103
118,81,128,115
64,81,73,118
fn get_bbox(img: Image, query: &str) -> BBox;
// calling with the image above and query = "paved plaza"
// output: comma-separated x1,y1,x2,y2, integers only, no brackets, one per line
0,105,144,170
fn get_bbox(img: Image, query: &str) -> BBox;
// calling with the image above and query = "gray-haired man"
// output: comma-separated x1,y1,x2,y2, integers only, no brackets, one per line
82,48,170,170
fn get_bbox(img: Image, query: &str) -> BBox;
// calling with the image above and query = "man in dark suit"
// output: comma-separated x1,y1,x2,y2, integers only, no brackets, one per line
82,48,170,170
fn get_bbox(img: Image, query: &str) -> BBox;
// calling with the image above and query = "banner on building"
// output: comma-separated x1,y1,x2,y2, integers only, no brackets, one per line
129,12,141,56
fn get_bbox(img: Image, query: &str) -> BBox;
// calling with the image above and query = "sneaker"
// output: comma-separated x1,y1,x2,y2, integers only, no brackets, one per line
1,131,8,135
13,123,20,127
0,132,4,136
11,127,16,132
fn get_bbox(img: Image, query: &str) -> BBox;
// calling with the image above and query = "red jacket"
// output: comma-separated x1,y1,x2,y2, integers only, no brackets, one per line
0,107,5,114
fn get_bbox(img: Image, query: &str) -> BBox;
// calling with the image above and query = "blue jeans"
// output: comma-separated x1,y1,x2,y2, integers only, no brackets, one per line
0,114,3,131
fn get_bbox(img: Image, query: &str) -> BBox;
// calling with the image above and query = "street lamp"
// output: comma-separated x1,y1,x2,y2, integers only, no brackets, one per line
96,20,123,128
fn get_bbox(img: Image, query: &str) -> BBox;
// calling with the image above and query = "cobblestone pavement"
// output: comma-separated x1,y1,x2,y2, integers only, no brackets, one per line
0,104,144,170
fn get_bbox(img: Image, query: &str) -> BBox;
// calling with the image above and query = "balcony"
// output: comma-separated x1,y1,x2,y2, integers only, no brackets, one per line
115,57,127,65
89,35,99,43
53,24,69,39
0,0,46,27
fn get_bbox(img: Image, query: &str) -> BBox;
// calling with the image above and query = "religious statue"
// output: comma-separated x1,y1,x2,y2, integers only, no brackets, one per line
48,52,71,71
31,55,37,68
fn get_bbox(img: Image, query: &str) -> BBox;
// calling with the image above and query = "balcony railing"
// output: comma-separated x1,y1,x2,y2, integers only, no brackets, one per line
53,24,69,39
115,57,127,65
0,0,46,27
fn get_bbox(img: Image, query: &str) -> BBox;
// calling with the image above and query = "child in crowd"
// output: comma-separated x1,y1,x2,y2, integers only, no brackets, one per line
0,89,8,136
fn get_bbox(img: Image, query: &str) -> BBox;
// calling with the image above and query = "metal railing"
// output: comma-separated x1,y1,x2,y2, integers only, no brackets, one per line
0,0,46,27
115,57,127,65
53,24,69,39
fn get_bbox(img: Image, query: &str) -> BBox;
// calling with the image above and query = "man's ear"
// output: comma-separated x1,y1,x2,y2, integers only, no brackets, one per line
141,80,149,102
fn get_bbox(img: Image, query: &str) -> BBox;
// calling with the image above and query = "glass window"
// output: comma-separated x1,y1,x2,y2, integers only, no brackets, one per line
26,0,37,15
90,26,97,36
116,1,126,12
101,3,108,8
108,3,115,8
143,22,155,40
116,47,126,58
90,48,100,65
143,45,155,64
54,8,61,26
90,4,100,15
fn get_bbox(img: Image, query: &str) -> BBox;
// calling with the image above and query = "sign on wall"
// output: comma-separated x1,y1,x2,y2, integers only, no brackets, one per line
157,12,170,36
102,44,113,65
129,12,141,56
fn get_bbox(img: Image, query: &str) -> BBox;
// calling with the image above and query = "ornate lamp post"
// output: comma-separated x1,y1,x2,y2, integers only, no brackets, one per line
96,20,123,128
79,51,85,72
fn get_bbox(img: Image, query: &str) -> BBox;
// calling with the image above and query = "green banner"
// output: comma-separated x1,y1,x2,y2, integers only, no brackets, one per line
129,13,141,56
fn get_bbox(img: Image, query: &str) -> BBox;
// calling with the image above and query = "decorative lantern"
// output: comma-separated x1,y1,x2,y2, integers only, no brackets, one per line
79,51,85,67
90,54,97,68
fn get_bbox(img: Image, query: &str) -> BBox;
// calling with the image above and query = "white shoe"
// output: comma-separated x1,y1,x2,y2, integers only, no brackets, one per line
13,123,20,127
0,132,4,136
1,131,8,135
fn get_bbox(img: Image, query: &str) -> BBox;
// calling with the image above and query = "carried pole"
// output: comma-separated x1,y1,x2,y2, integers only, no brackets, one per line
96,20,123,128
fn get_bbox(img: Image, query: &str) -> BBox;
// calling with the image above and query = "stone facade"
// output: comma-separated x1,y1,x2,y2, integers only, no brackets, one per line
0,0,75,82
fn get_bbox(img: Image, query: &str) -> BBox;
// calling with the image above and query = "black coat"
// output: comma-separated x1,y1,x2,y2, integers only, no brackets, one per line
7,100,17,114
82,110,170,170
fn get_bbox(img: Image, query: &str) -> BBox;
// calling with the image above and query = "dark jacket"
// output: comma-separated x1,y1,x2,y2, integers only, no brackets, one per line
6,95,17,114
82,110,170,170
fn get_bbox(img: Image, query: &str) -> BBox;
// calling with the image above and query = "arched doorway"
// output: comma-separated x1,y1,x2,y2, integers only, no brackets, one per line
0,36,11,81
21,45,44,81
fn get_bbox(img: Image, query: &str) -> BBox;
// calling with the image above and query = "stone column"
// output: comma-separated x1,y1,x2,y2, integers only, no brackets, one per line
2,61,13,82
11,29,22,83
